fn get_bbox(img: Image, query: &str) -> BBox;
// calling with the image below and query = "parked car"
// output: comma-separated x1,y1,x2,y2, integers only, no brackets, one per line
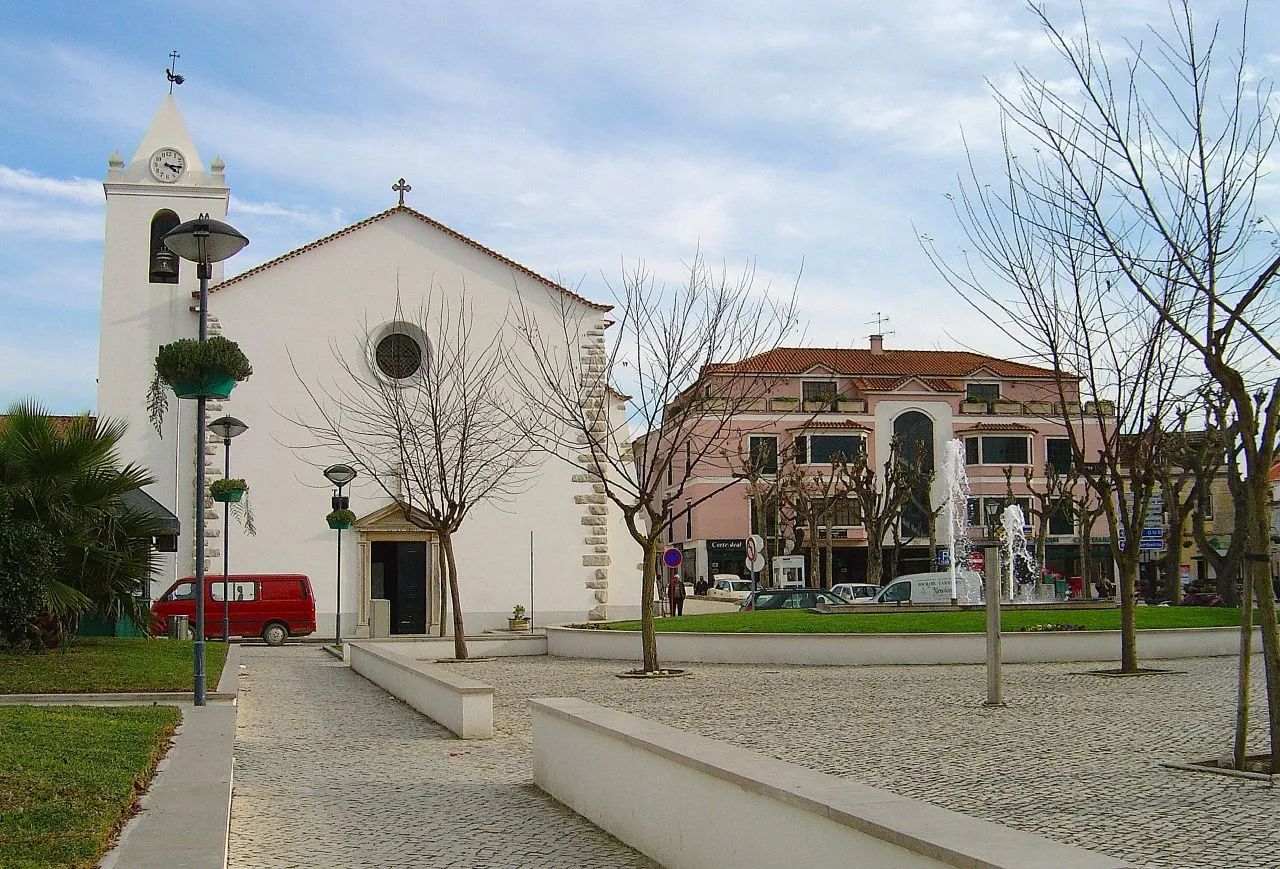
1181,591,1225,607
709,577,755,601
873,570,982,605
740,588,847,611
829,583,880,603
152,574,317,646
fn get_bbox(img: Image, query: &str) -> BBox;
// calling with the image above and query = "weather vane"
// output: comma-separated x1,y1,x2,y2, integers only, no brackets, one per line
392,178,412,206
166,51,185,94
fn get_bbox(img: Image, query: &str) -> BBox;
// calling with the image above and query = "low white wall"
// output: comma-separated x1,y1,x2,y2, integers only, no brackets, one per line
354,635,548,660
347,641,493,738
531,698,1130,869
545,625,1262,665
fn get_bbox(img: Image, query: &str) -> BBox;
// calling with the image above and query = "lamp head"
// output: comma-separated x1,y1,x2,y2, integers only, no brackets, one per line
163,214,249,264
324,463,357,487
208,415,249,440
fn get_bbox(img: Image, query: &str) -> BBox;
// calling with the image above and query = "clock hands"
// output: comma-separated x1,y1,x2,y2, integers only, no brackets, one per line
164,162,182,173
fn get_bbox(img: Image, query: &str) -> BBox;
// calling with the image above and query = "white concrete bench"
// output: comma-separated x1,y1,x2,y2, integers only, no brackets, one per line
531,698,1131,869
347,641,493,738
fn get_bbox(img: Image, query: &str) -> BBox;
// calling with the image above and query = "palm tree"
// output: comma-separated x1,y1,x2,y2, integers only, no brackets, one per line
0,401,166,644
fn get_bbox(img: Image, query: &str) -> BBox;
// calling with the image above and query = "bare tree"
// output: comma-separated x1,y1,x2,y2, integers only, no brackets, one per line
931,0,1280,766
507,253,798,673
291,290,535,660
844,437,930,586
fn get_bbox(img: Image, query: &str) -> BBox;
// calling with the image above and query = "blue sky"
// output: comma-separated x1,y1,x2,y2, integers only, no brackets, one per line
0,0,1272,414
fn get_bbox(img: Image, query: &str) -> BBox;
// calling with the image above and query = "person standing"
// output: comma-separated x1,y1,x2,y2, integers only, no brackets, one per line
668,573,685,616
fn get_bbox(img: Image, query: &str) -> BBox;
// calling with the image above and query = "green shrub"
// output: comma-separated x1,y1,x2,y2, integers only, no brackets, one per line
326,509,357,523
154,336,253,383
209,478,248,496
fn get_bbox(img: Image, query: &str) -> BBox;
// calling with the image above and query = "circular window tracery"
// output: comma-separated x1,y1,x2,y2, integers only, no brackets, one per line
374,332,423,379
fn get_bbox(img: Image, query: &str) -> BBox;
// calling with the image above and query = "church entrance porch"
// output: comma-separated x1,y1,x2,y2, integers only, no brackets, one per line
354,504,439,638
370,541,429,634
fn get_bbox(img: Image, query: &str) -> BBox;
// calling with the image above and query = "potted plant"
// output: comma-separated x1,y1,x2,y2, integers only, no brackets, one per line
769,396,799,412
210,477,248,503
960,398,988,414
509,604,529,630
326,508,356,530
147,335,253,433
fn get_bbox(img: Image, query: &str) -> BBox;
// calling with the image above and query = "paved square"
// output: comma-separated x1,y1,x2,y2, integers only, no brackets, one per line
232,646,1280,867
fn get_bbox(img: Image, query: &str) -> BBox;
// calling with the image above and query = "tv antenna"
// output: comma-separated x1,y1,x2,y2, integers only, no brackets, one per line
867,312,894,337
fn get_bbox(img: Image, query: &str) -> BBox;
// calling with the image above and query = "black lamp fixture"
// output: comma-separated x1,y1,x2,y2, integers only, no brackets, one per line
208,415,248,644
323,463,358,646
163,214,248,707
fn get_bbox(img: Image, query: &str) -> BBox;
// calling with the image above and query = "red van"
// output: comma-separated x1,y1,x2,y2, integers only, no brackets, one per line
152,574,317,646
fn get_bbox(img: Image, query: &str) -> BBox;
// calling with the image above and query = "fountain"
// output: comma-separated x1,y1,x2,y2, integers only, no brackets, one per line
999,503,1056,603
940,439,979,602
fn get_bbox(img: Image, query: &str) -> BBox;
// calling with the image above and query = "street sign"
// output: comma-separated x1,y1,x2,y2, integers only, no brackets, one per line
936,546,950,567
747,551,766,573
663,547,682,568
746,534,764,563
968,551,986,571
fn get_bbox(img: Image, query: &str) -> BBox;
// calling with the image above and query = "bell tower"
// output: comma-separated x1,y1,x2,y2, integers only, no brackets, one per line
96,94,232,582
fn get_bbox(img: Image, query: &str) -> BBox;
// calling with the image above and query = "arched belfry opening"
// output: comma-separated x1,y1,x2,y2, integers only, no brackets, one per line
149,210,181,283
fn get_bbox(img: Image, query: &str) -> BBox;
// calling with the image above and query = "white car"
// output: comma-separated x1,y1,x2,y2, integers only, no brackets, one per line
829,583,880,603
709,577,755,601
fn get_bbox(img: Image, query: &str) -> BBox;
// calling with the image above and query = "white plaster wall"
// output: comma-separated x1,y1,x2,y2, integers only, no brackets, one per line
198,212,639,631
347,642,493,738
545,625,1262,665
532,699,1129,869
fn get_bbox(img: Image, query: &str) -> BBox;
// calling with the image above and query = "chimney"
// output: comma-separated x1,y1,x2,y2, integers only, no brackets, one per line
870,334,884,355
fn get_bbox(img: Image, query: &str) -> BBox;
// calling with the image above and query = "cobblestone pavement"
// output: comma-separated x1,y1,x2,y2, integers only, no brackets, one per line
228,647,657,869
448,653,1280,869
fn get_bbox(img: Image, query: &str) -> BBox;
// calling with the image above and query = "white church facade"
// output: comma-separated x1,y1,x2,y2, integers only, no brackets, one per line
97,95,640,638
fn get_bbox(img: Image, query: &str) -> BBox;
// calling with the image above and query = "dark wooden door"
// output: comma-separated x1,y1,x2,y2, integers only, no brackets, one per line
395,542,428,634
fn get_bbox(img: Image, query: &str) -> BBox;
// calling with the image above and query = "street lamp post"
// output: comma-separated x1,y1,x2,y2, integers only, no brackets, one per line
208,415,248,643
324,463,357,646
163,215,248,707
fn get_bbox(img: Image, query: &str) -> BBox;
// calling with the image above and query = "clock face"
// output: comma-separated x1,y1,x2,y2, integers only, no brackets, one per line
149,147,186,183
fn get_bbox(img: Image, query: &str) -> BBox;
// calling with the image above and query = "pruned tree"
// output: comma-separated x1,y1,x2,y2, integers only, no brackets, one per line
507,253,798,673
928,0,1280,766
843,437,930,586
291,290,535,660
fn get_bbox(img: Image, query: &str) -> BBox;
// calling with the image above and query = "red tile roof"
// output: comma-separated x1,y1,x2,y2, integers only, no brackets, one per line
204,205,612,312
953,422,1037,433
711,348,1062,379
788,420,871,431
0,414,95,435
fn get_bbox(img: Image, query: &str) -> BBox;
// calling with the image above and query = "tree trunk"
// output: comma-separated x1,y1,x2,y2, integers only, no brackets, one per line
1247,477,1280,773
438,563,447,637
1234,555,1253,769
866,535,884,589
640,540,660,673
440,531,468,660
1119,554,1139,673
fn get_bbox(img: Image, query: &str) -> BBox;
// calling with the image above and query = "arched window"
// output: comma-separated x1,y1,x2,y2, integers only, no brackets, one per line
894,410,935,538
149,210,181,284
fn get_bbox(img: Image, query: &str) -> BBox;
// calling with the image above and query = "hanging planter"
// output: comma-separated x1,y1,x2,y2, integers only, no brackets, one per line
147,336,254,433
327,508,356,530
210,478,248,503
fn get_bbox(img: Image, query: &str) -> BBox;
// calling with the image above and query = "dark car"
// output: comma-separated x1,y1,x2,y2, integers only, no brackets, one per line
740,588,847,612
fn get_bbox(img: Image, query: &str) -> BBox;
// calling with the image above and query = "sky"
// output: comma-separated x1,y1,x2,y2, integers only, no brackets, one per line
0,0,1273,414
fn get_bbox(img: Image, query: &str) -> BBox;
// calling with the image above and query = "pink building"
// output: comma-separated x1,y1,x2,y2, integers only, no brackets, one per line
659,335,1108,589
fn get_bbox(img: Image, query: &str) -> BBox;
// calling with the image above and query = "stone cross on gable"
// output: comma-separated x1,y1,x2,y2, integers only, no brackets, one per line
392,178,412,206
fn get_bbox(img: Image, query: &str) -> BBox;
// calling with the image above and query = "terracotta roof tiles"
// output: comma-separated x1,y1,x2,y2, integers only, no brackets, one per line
710,347,1062,379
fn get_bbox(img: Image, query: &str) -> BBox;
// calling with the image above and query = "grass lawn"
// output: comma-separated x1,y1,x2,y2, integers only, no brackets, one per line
605,607,1250,634
0,638,228,694
0,704,180,869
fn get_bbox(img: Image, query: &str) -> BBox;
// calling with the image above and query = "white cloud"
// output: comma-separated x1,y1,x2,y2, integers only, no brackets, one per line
0,166,101,204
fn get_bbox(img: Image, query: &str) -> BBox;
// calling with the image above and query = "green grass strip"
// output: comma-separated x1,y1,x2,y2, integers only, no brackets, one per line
0,638,228,694
0,705,180,868
605,607,1250,634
